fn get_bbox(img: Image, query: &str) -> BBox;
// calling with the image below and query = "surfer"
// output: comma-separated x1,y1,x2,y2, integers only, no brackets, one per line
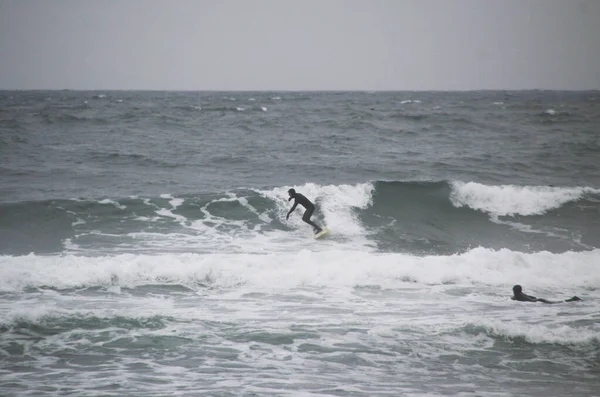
511,285,582,304
286,188,323,234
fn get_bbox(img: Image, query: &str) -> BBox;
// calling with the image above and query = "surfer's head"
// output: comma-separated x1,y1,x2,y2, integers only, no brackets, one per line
512,285,522,295
288,188,296,198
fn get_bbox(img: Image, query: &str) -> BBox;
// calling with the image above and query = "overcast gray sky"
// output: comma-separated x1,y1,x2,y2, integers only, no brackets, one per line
1,0,599,90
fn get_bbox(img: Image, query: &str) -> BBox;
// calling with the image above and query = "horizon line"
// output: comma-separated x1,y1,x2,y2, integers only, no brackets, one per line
1,88,599,93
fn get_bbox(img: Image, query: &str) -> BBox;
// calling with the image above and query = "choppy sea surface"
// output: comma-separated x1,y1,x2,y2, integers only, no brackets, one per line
1,90,599,396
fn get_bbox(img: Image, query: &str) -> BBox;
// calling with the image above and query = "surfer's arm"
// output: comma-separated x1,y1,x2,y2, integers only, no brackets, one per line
286,201,298,220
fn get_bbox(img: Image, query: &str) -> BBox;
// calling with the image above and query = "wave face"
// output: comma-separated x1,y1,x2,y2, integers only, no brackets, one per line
365,180,600,254
1,180,598,255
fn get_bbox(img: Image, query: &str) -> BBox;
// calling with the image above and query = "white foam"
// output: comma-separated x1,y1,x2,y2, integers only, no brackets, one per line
238,195,271,223
491,218,593,249
0,295,173,328
450,181,598,216
62,238,80,251
133,216,161,221
154,195,186,222
98,199,126,210
1,247,598,293
72,218,86,226
169,198,184,209
473,319,599,345
155,208,187,223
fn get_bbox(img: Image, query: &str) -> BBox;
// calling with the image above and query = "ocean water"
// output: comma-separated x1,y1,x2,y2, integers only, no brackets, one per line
0,90,599,396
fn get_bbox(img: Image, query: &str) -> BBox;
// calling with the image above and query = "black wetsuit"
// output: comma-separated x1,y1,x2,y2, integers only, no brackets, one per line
512,292,545,303
287,193,321,232
512,292,581,304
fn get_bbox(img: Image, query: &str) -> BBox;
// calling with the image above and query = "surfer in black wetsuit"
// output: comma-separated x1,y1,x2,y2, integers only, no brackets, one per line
286,188,323,234
511,285,582,304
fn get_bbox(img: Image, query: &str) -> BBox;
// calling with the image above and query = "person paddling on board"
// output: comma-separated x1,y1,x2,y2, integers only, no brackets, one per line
286,188,323,234
511,285,582,304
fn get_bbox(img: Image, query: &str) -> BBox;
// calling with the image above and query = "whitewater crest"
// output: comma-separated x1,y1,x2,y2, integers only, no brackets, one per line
1,247,599,293
449,181,599,216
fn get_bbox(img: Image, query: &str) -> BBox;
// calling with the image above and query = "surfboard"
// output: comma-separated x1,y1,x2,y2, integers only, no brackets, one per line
313,227,330,239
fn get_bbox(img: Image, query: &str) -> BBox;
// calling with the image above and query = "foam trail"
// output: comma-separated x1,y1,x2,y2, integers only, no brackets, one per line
155,194,187,223
160,193,184,209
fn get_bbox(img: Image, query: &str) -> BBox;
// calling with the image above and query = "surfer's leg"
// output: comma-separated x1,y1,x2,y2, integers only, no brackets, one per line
302,206,321,233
